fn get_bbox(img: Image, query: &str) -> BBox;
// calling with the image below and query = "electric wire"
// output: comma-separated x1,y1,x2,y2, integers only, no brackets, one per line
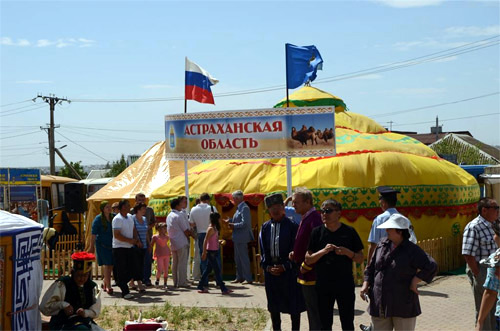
371,92,500,118
0,102,41,114
59,127,149,142
56,131,110,162
0,99,33,108
0,104,47,117
392,112,499,127
0,130,43,140
70,35,500,103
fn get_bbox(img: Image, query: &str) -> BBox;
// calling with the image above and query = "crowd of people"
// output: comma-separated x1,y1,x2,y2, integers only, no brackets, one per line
258,187,438,331
86,191,249,299
39,186,500,331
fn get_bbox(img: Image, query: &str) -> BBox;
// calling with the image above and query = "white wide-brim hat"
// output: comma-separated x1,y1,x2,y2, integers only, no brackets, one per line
377,214,411,230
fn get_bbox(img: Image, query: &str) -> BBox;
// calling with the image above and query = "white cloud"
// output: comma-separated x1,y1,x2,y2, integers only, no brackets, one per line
141,84,175,89
353,74,383,80
393,38,466,51
36,39,54,47
375,0,443,8
1,37,31,46
16,80,53,84
445,25,500,37
1,37,98,48
390,87,446,95
55,39,71,48
78,38,95,44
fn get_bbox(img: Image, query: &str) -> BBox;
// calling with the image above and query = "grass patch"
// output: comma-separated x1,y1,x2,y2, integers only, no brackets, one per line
96,304,267,330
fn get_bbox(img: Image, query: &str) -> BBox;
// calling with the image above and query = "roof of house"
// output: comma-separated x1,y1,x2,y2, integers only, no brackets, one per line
86,169,110,179
429,133,500,164
403,131,473,145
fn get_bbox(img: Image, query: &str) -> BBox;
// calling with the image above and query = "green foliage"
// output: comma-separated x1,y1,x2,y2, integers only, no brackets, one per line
105,154,127,177
431,138,491,165
59,161,87,179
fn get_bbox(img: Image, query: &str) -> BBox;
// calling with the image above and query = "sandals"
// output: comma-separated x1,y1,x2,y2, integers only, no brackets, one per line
222,289,234,295
106,288,114,295
197,289,209,293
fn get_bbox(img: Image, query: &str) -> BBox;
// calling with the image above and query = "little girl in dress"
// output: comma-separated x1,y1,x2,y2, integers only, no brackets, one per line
151,222,171,289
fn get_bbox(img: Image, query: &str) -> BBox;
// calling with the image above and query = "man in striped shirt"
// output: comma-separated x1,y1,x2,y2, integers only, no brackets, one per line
463,197,500,330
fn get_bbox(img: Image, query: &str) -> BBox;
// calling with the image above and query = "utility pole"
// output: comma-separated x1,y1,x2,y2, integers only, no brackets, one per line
35,94,70,175
54,146,82,180
435,116,439,142
388,121,394,131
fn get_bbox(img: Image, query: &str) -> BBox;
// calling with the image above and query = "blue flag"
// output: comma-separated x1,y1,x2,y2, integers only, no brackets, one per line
286,43,323,89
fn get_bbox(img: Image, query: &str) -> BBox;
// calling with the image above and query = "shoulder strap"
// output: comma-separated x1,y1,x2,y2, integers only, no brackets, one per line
210,204,214,213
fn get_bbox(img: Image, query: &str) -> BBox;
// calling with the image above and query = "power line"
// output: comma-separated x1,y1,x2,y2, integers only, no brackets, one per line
0,104,47,117
315,36,499,84
70,35,499,103
392,112,499,127
0,130,43,140
56,131,109,162
60,127,149,142
0,99,32,108
0,102,39,114
57,140,156,144
371,92,500,118
64,125,159,133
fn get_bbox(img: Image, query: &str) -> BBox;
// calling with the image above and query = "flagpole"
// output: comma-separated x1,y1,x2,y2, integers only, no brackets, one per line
183,57,190,214
285,44,292,199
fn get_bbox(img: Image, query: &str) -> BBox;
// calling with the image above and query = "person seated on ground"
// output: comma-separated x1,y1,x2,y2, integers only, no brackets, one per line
40,252,103,330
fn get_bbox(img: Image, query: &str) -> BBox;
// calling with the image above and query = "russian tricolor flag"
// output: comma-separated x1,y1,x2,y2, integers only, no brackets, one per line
185,57,219,105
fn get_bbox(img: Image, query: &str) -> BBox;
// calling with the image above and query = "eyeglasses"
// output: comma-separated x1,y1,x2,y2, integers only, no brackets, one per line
320,208,339,214
486,206,500,210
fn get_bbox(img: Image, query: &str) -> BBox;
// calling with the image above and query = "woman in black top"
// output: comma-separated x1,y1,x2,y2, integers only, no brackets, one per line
305,199,364,330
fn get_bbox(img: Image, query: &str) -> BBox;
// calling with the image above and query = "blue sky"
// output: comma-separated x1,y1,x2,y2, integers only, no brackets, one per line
1,0,499,168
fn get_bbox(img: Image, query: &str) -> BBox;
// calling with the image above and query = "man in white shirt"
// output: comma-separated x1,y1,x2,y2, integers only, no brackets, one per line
167,197,192,288
112,199,140,299
367,186,417,264
190,193,219,286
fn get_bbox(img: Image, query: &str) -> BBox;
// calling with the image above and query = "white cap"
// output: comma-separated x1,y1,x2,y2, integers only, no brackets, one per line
377,214,411,230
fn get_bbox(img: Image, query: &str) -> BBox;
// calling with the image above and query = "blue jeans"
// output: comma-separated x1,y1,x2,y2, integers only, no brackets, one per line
198,233,208,284
198,250,227,292
198,233,222,285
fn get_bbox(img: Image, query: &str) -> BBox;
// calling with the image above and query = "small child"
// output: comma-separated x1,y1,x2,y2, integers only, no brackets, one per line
151,222,171,290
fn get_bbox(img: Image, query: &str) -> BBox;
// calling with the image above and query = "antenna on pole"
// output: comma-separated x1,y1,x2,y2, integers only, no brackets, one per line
35,94,70,175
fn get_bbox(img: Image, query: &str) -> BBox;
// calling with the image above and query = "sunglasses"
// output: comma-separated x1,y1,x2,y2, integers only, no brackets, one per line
486,206,500,210
320,208,339,214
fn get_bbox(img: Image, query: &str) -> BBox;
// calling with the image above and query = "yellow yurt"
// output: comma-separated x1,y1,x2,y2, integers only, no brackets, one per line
84,141,199,248
150,86,479,271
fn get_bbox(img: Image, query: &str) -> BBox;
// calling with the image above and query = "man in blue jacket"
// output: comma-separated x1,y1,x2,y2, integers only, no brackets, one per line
224,190,254,284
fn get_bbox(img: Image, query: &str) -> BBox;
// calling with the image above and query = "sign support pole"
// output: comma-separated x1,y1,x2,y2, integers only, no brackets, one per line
285,44,292,199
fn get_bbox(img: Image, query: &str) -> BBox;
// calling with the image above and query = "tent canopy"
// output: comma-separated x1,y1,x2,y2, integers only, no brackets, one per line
85,141,199,247
149,86,479,242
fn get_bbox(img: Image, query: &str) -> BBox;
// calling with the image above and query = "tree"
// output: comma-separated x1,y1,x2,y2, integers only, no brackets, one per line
59,161,88,179
105,154,127,177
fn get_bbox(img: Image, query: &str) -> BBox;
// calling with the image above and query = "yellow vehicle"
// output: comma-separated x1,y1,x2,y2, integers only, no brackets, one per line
40,175,82,235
